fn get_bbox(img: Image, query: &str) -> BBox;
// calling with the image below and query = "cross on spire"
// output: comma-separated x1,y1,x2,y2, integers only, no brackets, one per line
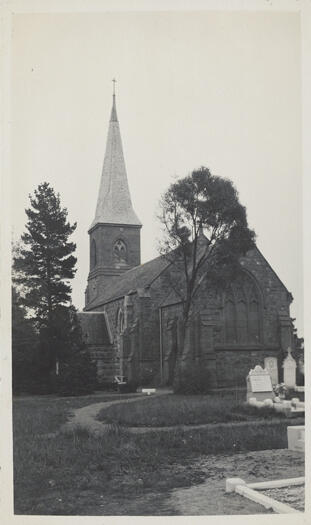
112,78,117,96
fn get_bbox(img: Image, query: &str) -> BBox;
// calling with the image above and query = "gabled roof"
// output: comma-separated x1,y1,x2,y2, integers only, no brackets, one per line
85,254,170,309
90,94,141,230
77,311,111,344
251,246,291,296
85,231,210,310
85,240,292,311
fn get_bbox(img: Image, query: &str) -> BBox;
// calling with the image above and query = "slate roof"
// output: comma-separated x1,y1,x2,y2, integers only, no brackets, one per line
85,254,170,309
90,94,141,229
77,312,111,345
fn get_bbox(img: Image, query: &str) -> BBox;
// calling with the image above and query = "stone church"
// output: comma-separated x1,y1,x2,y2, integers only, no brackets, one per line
78,93,295,389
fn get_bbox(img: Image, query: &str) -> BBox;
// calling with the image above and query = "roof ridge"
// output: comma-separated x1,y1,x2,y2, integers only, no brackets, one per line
85,253,170,309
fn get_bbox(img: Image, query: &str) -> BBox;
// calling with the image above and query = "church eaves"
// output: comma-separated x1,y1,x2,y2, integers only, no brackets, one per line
90,93,141,230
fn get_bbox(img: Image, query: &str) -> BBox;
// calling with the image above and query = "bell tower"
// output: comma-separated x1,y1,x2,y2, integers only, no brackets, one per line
85,83,142,306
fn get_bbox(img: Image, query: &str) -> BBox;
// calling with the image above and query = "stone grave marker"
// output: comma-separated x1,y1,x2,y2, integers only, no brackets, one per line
287,425,305,452
246,365,274,402
282,348,297,388
264,356,279,386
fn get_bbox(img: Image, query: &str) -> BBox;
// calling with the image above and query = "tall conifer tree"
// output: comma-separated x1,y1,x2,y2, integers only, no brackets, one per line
13,184,97,393
13,182,77,326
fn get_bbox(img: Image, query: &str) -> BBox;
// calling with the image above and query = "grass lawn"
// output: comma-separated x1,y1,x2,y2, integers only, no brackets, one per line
13,392,304,515
97,393,300,427
13,392,139,434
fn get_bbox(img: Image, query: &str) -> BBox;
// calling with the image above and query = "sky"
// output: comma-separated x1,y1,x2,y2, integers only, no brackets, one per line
11,10,303,334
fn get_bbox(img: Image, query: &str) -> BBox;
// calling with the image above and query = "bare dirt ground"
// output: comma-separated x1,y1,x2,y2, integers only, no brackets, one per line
38,450,303,516
60,396,305,515
167,449,304,515
262,485,304,512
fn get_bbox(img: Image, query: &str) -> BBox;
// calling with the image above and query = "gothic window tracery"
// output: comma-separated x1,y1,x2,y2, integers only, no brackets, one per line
236,300,248,343
224,294,236,343
224,274,261,344
113,239,127,265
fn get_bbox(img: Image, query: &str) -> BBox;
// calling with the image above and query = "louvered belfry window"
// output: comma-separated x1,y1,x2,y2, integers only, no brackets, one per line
90,239,97,269
113,239,127,264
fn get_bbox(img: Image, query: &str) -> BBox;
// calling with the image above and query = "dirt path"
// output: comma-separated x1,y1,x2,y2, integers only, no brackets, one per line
62,394,304,436
61,391,169,435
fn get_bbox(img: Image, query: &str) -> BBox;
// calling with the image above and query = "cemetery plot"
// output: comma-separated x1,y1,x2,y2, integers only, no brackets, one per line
264,357,278,385
246,365,274,402
226,477,305,514
261,485,304,512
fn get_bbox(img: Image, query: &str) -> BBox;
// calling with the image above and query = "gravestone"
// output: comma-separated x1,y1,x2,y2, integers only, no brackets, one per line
264,356,279,386
246,365,274,402
287,425,305,452
282,347,296,388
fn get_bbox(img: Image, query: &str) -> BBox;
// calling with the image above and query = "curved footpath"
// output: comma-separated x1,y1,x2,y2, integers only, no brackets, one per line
60,392,304,437
61,390,169,436
57,393,304,515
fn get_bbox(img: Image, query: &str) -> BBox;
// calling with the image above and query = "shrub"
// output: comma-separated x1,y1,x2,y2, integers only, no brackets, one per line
117,380,138,394
140,366,157,387
55,352,97,396
285,388,304,401
173,363,212,394
296,369,305,387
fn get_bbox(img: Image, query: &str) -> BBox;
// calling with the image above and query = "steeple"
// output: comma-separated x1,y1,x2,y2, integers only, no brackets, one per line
90,84,141,230
85,84,142,307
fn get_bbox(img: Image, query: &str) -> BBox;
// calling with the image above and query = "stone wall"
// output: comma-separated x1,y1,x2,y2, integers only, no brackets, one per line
86,223,141,305
85,246,294,388
88,345,119,384
158,247,293,387
241,248,292,345
215,348,282,388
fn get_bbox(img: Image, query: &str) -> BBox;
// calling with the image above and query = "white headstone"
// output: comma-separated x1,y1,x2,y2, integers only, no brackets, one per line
287,425,305,452
282,348,296,388
264,356,279,385
246,365,274,402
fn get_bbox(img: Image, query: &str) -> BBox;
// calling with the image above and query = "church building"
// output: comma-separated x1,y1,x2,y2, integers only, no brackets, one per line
78,91,295,389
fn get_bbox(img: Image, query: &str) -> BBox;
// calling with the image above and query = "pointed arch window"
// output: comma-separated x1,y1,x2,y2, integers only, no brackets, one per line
224,274,261,344
117,308,125,335
90,239,97,269
249,299,260,342
225,298,237,343
236,300,248,343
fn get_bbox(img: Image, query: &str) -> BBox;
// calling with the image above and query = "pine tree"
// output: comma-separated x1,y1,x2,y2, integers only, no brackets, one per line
13,183,77,373
13,182,77,322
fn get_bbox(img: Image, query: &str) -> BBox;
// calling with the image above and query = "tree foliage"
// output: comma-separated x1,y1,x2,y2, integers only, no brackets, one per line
13,182,77,327
159,167,256,323
52,306,97,396
12,287,38,393
11,183,96,394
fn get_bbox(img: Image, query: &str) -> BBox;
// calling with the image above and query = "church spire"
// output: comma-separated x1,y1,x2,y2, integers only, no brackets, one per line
110,78,118,122
90,84,141,229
